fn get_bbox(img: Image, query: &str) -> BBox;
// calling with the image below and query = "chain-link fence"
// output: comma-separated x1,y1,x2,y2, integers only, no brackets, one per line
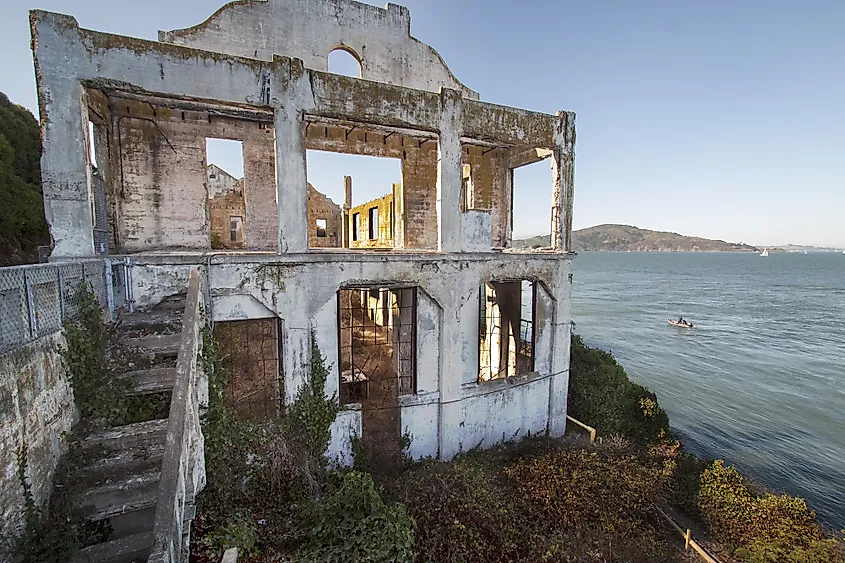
0,259,132,355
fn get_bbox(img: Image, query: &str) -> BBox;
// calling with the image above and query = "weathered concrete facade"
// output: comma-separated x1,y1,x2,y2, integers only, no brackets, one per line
31,0,576,464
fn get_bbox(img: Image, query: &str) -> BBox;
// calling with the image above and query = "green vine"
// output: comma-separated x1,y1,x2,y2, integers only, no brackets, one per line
5,441,107,562
60,284,127,426
287,330,341,460
194,326,343,559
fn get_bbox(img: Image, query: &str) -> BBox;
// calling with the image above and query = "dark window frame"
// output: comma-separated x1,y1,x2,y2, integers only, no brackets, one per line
368,206,379,240
477,280,537,382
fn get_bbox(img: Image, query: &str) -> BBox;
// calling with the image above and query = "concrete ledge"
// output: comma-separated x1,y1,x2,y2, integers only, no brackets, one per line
460,370,548,398
106,251,575,266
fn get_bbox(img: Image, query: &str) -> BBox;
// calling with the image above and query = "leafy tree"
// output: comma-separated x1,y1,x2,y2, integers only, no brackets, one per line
0,92,48,265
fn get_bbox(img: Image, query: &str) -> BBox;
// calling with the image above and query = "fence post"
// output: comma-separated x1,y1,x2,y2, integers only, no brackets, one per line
125,257,135,313
57,268,65,322
23,270,37,339
105,260,115,322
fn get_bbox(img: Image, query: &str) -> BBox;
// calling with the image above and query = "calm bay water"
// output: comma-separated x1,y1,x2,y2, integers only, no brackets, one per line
571,251,845,530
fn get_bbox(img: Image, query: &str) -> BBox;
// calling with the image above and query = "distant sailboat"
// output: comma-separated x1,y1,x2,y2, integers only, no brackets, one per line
760,249,769,257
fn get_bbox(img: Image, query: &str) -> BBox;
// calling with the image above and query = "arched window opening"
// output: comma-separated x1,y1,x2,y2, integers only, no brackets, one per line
328,47,362,78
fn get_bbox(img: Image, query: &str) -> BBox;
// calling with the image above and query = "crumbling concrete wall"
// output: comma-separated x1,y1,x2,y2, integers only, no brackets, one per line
127,251,572,461
31,3,577,471
111,100,277,252
159,0,478,100
306,184,342,248
207,164,240,197
33,11,573,258
0,332,75,542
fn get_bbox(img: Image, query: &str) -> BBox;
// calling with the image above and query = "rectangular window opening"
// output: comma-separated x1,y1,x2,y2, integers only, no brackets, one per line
206,138,246,249
337,287,417,406
87,121,98,168
461,163,473,212
304,140,405,250
213,318,283,420
478,280,536,382
316,218,327,238
368,206,379,240
510,152,554,249
229,216,244,243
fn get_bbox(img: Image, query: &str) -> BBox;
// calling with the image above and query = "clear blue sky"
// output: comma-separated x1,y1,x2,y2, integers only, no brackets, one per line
2,0,843,246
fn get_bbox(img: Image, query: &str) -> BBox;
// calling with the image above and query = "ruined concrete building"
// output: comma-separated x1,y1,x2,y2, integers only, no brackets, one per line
31,0,576,464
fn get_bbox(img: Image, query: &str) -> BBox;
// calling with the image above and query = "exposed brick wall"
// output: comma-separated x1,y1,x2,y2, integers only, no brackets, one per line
307,184,342,248
209,191,246,249
401,145,438,250
462,145,510,248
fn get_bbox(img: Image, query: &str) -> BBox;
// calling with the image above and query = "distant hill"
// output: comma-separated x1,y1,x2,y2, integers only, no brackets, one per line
513,225,759,252
0,92,49,265
771,244,844,253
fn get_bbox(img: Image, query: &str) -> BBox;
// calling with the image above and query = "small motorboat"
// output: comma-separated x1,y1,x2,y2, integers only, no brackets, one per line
668,319,694,329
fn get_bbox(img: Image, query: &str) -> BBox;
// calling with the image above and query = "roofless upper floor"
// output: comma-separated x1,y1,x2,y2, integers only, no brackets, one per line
30,0,575,259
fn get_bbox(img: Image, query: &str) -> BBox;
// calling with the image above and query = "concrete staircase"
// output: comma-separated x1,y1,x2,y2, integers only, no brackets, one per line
72,295,185,563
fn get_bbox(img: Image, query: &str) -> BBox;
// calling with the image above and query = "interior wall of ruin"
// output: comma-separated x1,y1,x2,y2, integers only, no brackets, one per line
306,124,439,251
111,99,277,252
462,146,511,248
209,193,246,249
307,183,342,248
85,89,116,251
348,194,393,249
401,144,439,250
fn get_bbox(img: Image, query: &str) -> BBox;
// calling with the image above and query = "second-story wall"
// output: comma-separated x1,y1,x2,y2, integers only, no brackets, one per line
30,11,575,258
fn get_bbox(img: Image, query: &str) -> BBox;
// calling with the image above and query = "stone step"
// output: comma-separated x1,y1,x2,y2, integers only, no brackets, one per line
79,440,165,486
77,468,161,521
117,308,183,333
122,334,181,356
84,419,168,452
73,531,154,563
154,294,188,311
119,367,177,396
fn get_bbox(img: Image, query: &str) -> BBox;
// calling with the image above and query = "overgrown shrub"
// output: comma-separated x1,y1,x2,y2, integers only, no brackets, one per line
0,92,49,265
567,334,843,561
287,330,340,459
568,334,671,444
395,456,530,562
505,448,666,534
61,284,128,425
296,471,415,563
194,328,341,560
699,460,844,562
390,440,678,563
5,444,108,562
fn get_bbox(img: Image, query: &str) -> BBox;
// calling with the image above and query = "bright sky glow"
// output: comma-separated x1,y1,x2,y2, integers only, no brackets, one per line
3,0,843,247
